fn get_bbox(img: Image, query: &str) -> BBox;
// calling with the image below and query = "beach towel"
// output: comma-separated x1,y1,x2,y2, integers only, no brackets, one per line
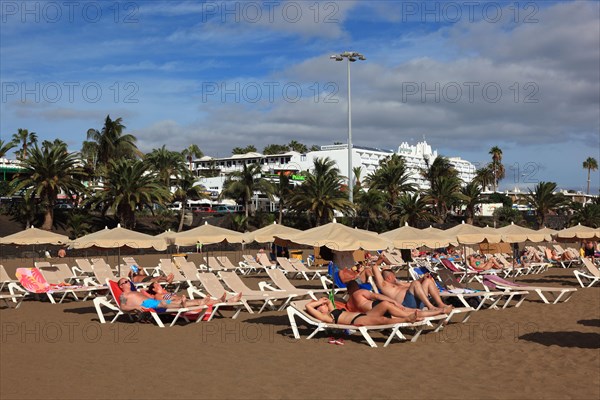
16,268,79,293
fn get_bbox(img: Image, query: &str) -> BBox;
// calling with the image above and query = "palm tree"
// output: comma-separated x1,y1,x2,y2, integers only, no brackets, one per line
393,192,434,227
288,157,353,226
524,181,567,228
421,155,457,192
355,188,388,230
10,143,86,230
460,182,485,224
67,212,92,239
232,145,257,155
425,175,464,223
569,203,600,228
88,159,170,229
0,139,16,158
288,140,308,153
86,115,141,169
182,144,204,172
472,166,495,191
221,163,273,218
365,154,415,208
263,144,289,155
489,146,505,192
11,128,38,160
273,173,292,224
582,157,598,195
172,171,210,232
145,145,186,188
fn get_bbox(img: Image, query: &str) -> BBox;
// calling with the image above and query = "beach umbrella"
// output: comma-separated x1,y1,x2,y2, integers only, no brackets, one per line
496,222,552,243
537,226,558,236
155,229,177,246
275,219,392,251
172,222,244,247
381,223,451,249
0,226,69,245
70,225,168,251
554,223,600,241
241,222,300,244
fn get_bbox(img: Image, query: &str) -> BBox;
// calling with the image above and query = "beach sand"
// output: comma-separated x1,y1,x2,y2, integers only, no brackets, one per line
1,257,598,400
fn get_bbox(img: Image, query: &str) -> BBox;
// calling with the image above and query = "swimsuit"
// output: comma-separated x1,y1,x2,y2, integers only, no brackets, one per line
402,292,425,309
330,309,366,325
162,293,174,300
141,299,171,309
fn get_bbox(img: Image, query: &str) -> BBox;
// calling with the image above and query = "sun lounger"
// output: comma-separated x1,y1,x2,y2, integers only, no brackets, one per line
0,265,19,292
287,299,441,347
259,269,328,300
15,267,103,304
73,258,95,276
573,258,600,288
193,272,269,314
288,258,327,280
256,252,276,268
482,274,576,304
241,255,270,273
219,271,301,312
93,279,207,327
0,286,27,309
217,256,251,275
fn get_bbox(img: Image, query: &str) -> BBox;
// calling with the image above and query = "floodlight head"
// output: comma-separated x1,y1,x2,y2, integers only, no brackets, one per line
358,55,366,61
330,55,338,59
348,57,356,62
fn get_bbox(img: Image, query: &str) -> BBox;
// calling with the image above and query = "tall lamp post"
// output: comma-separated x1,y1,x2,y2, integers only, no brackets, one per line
330,51,366,203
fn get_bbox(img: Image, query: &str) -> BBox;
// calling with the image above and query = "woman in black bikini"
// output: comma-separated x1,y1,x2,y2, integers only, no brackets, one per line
305,297,419,326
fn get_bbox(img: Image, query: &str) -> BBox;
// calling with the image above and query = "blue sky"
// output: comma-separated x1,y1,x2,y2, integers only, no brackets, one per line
1,0,599,193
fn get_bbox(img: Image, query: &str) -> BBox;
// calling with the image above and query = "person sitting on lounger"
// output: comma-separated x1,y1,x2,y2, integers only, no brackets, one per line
305,296,420,326
144,281,242,308
467,254,502,271
548,249,573,262
345,281,451,317
372,266,453,312
118,279,214,311
128,265,174,284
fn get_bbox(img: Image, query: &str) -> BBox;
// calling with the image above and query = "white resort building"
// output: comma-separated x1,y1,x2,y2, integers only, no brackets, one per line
193,141,477,196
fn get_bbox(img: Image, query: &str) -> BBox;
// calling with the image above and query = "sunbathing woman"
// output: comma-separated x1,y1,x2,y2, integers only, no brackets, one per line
468,255,503,271
548,249,573,261
145,281,242,308
305,297,421,326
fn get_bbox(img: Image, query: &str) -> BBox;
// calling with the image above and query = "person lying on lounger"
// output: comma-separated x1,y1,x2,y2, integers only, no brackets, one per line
467,255,503,271
372,266,453,312
118,279,237,311
305,297,420,326
128,265,174,284
548,249,573,262
345,281,451,317
144,281,242,307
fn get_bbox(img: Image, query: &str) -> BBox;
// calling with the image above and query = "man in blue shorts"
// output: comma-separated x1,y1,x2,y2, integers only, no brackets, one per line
372,266,452,313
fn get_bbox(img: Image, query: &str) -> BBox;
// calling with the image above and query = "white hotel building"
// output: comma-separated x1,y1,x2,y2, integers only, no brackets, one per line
193,141,476,197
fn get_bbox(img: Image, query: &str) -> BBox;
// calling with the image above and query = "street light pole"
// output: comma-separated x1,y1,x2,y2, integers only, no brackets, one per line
330,51,366,204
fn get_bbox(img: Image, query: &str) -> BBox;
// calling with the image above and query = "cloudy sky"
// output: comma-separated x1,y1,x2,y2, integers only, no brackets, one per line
1,1,599,193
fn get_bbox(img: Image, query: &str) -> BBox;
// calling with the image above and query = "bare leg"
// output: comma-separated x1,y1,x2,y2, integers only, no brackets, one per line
420,278,453,312
229,292,242,303
407,280,437,310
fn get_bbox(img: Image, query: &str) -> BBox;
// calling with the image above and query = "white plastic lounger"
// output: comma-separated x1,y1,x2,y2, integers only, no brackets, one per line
483,275,576,305
573,258,600,288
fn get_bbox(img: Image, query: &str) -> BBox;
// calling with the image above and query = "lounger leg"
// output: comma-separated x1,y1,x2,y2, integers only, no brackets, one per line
358,327,378,348
150,312,166,328
287,307,301,339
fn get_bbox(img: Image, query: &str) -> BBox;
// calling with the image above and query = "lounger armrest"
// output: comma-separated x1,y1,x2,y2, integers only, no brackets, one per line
187,286,207,300
258,281,284,292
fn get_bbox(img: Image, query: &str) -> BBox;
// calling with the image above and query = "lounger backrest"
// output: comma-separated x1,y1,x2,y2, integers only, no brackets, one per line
178,261,200,281
92,260,117,282
159,259,186,281
53,263,74,281
219,271,251,293
197,272,229,298
75,259,94,273
495,254,511,268
37,266,63,284
217,256,237,270
289,259,311,272
441,259,461,273
205,257,224,271
266,269,296,291
257,253,274,267
581,258,600,278
276,257,297,273
0,265,13,282
16,268,51,293
437,269,465,290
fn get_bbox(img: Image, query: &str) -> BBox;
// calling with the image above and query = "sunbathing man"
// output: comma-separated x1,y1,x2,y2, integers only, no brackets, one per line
128,265,174,285
144,281,242,306
305,296,420,326
345,281,449,317
372,265,453,312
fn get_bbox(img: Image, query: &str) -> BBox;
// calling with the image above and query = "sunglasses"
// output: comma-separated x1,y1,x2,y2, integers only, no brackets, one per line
119,281,129,286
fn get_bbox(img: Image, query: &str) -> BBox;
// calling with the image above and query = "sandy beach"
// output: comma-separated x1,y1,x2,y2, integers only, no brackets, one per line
1,256,599,400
